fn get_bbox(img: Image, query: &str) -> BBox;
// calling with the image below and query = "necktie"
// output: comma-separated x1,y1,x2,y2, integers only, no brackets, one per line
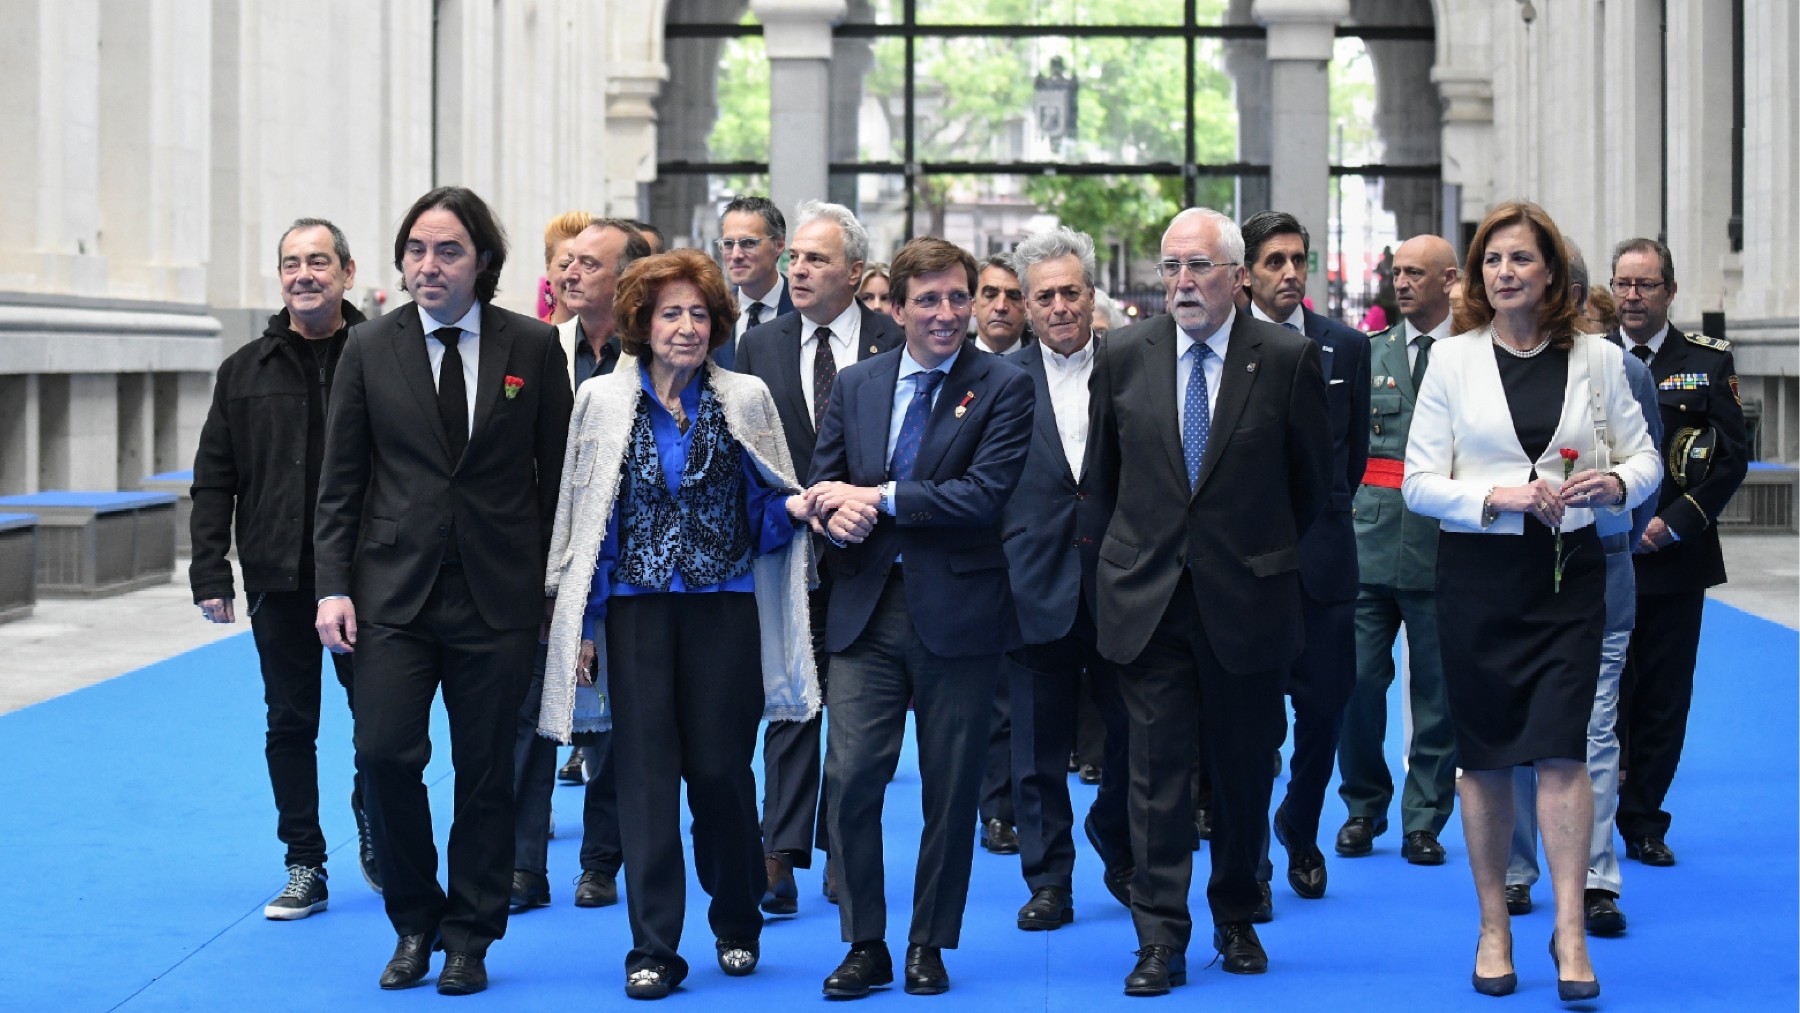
746,302,765,332
1412,334,1434,392
434,327,468,463
812,327,838,429
1282,321,1300,332
1630,343,1652,364
889,370,944,481
1182,343,1213,490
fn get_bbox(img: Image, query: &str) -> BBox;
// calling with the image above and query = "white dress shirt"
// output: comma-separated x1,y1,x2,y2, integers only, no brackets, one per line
1249,301,1305,332
1040,339,1095,478
735,277,788,342
799,301,862,423
1626,322,1671,360
1175,308,1233,436
1403,315,1454,372
419,303,482,438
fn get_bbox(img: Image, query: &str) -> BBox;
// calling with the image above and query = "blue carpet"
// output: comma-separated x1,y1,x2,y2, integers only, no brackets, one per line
1,600,1794,1011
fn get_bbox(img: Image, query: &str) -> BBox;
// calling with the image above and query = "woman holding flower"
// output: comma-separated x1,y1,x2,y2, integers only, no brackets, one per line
1402,202,1659,1001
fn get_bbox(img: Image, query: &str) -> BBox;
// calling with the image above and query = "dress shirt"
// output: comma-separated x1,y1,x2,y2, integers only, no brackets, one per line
1403,315,1454,372
1625,322,1670,360
734,277,787,342
419,303,482,438
876,345,962,524
1040,339,1095,478
1249,301,1305,332
1175,308,1233,437
572,321,622,383
799,301,862,422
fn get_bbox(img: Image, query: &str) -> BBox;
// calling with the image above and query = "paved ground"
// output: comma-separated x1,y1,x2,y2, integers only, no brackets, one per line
2,535,1794,717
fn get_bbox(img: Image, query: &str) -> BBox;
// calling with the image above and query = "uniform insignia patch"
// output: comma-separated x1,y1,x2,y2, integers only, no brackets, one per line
1729,374,1741,405
1659,373,1709,391
1689,333,1732,352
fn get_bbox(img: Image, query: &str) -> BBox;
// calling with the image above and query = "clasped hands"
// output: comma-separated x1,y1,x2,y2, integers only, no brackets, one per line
787,481,882,544
1490,469,1624,527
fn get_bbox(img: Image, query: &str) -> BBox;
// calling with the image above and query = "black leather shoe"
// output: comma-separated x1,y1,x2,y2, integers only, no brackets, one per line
1583,889,1627,936
1505,883,1533,915
1625,835,1675,866
904,944,949,995
574,869,617,907
1194,807,1212,844
509,870,550,912
980,817,1020,855
1334,815,1387,857
558,748,585,784
1273,803,1327,899
1078,763,1102,785
1017,885,1074,930
1251,882,1274,924
716,938,760,976
1213,922,1268,974
823,942,893,998
625,964,677,1000
1401,829,1447,866
352,793,382,895
379,932,438,990
761,853,798,915
437,952,487,996
1084,813,1133,909
1123,944,1186,996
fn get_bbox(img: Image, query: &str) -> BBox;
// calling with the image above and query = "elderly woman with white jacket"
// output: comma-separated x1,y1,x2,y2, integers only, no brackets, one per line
1403,202,1659,1003
537,248,818,1000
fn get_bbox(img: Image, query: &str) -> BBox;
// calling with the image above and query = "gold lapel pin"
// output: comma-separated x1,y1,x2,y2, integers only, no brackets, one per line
868,344,878,354
1246,362,1258,373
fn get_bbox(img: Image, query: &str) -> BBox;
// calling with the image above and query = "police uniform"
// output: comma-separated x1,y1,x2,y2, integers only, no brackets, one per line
1336,320,1458,846
1615,326,1749,853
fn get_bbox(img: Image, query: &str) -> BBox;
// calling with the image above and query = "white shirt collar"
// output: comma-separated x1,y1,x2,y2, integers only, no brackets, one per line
1405,314,1453,344
1177,307,1235,360
1249,301,1304,331
419,301,482,337
1628,322,1671,357
803,300,860,350
738,277,784,314
1040,338,1095,371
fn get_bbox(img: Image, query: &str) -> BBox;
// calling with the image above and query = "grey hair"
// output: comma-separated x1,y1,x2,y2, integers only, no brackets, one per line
1162,207,1245,266
1011,227,1097,290
794,199,870,267
278,217,352,268
1093,288,1128,329
1565,241,1590,308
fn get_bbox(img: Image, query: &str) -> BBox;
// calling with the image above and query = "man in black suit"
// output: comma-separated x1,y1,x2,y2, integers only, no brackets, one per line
995,227,1130,932
314,187,573,996
805,237,1034,998
1092,208,1331,995
714,195,794,369
735,199,903,915
1238,211,1374,908
1610,238,1749,867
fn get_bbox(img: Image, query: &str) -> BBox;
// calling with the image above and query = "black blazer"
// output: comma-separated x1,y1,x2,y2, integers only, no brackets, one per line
808,345,1035,658
1092,312,1332,673
315,302,573,630
734,302,905,485
999,340,1115,646
1297,307,1371,603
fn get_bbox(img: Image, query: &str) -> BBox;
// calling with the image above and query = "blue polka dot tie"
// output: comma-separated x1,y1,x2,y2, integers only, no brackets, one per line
1183,344,1213,490
889,370,944,481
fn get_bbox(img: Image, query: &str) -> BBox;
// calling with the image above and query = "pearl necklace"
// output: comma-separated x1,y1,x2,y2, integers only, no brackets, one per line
1490,325,1551,358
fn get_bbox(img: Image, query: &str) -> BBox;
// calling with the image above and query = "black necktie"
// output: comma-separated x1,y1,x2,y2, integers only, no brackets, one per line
434,327,468,463
812,327,837,429
1630,343,1652,364
747,302,765,331
1412,334,1434,392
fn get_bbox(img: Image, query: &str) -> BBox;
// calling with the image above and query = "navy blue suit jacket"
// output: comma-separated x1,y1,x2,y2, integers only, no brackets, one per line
808,345,1035,658
1297,307,1371,603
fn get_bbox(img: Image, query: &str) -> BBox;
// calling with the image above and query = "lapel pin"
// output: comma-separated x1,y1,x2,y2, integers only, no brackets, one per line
954,390,976,419
869,344,879,354
1245,362,1258,373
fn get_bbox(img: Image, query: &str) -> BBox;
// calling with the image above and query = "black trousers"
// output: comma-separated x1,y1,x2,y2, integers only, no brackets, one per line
979,677,1016,826
608,592,765,980
354,565,534,956
578,735,623,875
824,571,1002,949
249,586,358,871
1118,579,1287,950
761,586,831,864
1008,599,1129,893
1618,587,1706,840
511,644,623,878
1260,590,1355,880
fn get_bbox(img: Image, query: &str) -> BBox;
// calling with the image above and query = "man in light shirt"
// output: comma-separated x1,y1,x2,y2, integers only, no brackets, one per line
714,195,793,369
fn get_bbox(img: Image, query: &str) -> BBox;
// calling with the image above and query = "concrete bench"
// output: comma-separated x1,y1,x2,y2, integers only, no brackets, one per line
1718,463,1798,534
0,512,37,622
140,470,194,556
0,492,178,597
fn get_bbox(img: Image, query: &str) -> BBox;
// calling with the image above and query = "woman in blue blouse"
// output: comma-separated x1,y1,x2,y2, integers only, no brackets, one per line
537,249,820,999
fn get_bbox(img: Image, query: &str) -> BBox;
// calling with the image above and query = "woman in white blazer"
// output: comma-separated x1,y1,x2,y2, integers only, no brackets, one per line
1403,202,1659,1001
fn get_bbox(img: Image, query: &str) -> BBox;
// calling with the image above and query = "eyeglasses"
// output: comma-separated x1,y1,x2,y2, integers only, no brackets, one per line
1156,258,1238,279
715,237,767,253
908,292,974,311
1610,279,1667,295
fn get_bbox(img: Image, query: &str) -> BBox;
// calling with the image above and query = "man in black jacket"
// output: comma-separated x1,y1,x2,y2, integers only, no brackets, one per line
190,217,375,920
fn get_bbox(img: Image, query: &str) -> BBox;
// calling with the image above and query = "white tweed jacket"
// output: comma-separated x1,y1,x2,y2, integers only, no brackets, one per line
536,360,820,742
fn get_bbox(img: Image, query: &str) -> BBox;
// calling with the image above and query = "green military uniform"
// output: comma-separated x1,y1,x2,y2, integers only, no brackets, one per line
1336,321,1458,839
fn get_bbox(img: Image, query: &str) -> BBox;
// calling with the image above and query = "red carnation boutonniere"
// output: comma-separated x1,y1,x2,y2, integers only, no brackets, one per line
1553,448,1579,592
503,375,525,400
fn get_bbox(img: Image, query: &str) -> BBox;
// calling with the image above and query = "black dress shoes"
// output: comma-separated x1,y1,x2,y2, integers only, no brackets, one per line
1505,883,1533,915
1214,922,1268,974
575,869,618,907
716,938,760,976
1401,829,1447,865
626,964,678,1000
437,952,487,996
1078,763,1103,785
1193,807,1212,843
558,748,585,784
1625,835,1675,866
904,944,950,995
823,942,893,998
379,932,439,990
1017,886,1075,930
1251,882,1274,924
509,870,550,912
980,817,1020,855
1334,815,1387,857
1123,944,1186,996
1273,804,1327,899
1583,889,1627,936
762,853,799,915
1084,813,1133,909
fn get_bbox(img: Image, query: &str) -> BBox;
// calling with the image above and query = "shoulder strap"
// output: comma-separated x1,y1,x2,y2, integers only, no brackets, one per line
1585,334,1612,471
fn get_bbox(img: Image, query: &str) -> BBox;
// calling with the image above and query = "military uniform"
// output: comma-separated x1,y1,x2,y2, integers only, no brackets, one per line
1336,321,1458,843
1616,326,1749,849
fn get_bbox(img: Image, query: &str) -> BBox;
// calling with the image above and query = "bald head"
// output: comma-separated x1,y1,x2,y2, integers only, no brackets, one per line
1391,235,1458,333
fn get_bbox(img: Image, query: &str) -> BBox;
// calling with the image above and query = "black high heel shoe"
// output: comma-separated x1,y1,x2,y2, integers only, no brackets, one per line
1549,932,1601,1001
1471,936,1517,997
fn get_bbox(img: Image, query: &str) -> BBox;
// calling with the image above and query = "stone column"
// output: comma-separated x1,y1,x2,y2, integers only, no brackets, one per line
752,0,846,223
606,68,670,218
1253,0,1348,309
